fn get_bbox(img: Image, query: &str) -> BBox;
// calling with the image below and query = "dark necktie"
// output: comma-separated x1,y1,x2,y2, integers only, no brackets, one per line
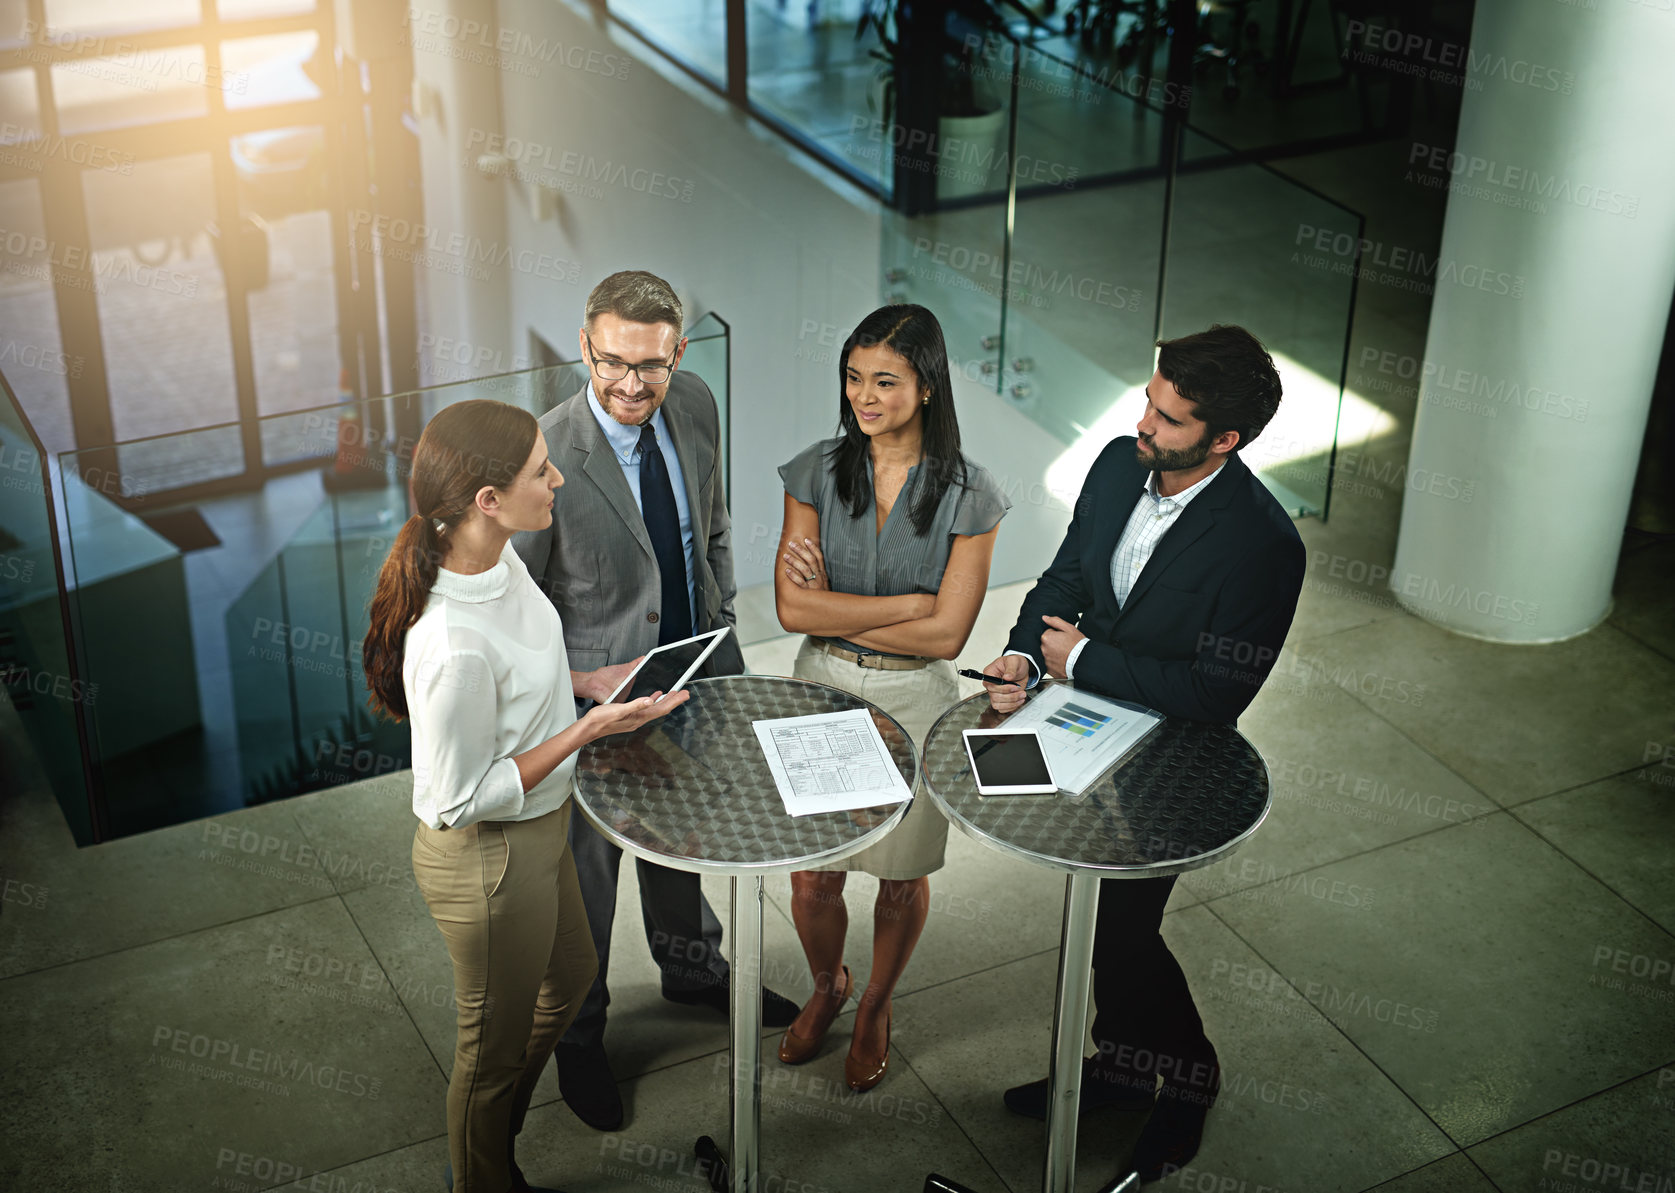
637,422,692,645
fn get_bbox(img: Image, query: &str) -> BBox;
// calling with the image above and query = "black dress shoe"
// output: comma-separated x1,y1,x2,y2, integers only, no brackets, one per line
1003,1059,1158,1120
1131,1072,1220,1182
553,1039,624,1132
663,982,801,1028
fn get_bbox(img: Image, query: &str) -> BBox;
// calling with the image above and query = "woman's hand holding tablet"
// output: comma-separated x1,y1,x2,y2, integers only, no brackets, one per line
604,627,731,704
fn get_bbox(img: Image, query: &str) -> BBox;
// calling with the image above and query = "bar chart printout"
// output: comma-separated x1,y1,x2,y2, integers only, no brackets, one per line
752,708,912,817
1005,684,1164,794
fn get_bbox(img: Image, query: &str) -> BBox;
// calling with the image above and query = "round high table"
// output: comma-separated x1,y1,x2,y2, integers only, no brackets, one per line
573,675,919,1193
919,687,1271,1193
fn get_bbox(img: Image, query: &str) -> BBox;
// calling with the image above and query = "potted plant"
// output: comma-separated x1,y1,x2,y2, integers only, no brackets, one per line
857,0,1046,200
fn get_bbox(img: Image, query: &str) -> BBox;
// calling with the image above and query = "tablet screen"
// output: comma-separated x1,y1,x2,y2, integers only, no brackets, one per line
969,733,1054,788
609,630,726,703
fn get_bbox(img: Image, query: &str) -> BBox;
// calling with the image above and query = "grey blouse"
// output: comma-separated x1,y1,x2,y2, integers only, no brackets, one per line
779,438,1011,655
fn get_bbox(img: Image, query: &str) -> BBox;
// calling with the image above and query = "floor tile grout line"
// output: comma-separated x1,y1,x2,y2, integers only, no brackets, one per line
1604,618,1675,668
1204,895,1675,1165
1197,898,1471,1159
1354,1149,1470,1193
602,944,1070,1088
1493,809,1675,946
1512,759,1674,806
1461,1149,1510,1193
887,1048,1026,1193
1184,800,1509,910
256,1130,450,1193
281,807,455,1086
1447,1061,1675,1159
1250,667,1675,903
0,888,347,986
333,888,454,1089
1268,628,1529,825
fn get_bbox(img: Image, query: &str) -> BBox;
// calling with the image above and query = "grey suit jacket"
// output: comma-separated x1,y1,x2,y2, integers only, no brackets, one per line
511,370,745,685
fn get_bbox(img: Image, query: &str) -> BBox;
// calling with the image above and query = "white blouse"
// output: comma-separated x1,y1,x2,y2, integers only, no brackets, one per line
402,540,577,829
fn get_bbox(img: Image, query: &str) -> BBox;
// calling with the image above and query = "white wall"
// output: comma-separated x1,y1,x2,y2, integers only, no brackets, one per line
408,0,1077,593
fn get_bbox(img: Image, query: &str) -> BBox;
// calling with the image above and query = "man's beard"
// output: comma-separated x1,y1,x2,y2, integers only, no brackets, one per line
1136,428,1214,472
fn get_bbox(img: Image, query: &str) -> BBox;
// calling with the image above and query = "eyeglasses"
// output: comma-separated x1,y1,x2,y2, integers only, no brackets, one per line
584,331,674,384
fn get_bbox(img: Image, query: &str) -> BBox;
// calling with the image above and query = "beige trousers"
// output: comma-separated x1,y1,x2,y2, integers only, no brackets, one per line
411,802,598,1193
794,637,962,880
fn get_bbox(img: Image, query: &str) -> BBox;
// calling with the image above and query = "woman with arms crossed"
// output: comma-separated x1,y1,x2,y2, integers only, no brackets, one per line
774,304,1010,1091
362,399,686,1193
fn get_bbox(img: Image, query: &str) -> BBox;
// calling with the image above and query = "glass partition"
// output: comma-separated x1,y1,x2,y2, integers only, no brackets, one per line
995,38,1170,446
745,0,889,196
682,312,731,498
47,315,730,835
610,0,728,87
867,25,1360,524
1156,128,1361,517
0,372,97,844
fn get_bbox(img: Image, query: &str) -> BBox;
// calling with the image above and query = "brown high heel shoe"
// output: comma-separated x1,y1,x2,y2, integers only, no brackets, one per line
844,1007,890,1092
777,965,852,1065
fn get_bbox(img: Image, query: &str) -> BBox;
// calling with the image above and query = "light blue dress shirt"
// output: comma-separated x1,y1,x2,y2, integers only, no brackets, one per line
586,383,697,628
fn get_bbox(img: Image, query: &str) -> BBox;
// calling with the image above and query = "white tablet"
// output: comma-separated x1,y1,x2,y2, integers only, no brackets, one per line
963,729,1059,796
604,627,731,704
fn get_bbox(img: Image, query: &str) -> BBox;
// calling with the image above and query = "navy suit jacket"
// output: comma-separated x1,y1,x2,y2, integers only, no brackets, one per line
1005,437,1305,724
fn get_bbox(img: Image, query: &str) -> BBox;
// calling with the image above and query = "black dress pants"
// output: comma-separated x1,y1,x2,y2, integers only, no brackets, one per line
1088,874,1218,1094
557,811,727,1048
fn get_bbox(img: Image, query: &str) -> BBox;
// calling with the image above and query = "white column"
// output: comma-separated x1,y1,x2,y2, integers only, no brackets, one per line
1390,0,1675,643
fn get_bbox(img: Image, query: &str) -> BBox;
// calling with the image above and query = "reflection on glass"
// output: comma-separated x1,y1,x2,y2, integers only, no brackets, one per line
682,312,729,496
42,334,726,834
81,153,242,491
250,210,341,466
744,1,887,193
0,68,40,136
1159,129,1358,516
217,0,316,20
611,0,727,86
42,0,199,36
0,0,30,47
0,179,76,455
220,30,321,111
53,45,213,134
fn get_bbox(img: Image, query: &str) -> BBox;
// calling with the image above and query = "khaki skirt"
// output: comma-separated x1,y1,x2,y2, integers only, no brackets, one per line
792,636,962,880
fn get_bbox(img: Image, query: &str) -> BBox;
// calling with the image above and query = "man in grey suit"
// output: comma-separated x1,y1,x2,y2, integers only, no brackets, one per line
512,270,796,1132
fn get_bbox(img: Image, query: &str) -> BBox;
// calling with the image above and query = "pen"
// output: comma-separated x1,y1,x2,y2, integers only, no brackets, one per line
958,667,1020,687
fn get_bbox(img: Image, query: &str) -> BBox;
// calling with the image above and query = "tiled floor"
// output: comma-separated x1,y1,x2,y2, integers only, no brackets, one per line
4,512,1672,1192
5,8,1674,1193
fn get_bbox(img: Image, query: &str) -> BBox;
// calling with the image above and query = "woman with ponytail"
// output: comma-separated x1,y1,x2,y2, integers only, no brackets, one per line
364,398,687,1193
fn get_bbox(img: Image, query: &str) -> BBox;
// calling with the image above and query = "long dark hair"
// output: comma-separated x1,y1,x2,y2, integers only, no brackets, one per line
362,399,539,719
831,304,966,535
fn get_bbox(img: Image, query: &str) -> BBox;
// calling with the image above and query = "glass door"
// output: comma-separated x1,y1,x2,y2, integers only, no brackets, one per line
0,0,352,502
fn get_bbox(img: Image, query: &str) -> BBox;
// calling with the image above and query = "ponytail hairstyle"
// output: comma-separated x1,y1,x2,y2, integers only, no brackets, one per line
831,303,967,536
362,399,540,719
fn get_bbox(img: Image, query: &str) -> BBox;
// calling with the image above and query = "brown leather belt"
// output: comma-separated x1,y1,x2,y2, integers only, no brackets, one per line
810,637,932,671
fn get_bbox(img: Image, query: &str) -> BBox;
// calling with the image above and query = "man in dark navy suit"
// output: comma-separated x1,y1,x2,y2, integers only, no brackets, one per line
980,324,1306,1182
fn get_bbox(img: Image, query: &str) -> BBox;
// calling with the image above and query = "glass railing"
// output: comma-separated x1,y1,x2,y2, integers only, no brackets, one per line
0,370,99,845
879,27,1359,521
43,317,730,839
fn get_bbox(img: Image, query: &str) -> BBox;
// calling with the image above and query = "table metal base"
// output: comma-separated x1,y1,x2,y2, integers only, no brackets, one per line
694,874,765,1193
923,873,1139,1193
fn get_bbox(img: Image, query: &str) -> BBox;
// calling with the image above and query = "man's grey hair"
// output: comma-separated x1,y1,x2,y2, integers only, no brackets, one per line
584,270,684,336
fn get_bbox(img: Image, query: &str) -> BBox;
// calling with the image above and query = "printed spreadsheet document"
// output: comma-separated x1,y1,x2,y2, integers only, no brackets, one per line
751,708,912,817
